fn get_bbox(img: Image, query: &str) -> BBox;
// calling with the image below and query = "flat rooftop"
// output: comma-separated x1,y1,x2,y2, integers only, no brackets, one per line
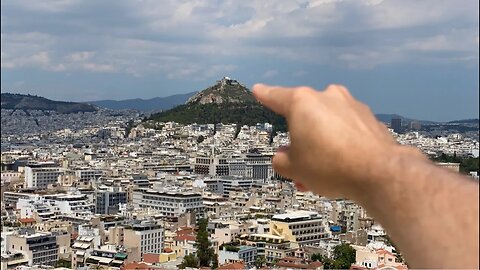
272,210,320,221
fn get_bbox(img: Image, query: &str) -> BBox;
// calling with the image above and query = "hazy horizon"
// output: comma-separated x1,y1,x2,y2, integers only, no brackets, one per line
1,0,479,122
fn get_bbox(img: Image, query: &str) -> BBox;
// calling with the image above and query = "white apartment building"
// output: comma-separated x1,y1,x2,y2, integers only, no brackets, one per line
24,165,66,189
74,168,103,182
17,197,56,221
3,192,37,207
218,177,263,197
132,189,205,219
44,194,95,217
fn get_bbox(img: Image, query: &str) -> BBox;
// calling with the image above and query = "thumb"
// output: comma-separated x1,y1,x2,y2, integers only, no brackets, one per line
272,145,294,180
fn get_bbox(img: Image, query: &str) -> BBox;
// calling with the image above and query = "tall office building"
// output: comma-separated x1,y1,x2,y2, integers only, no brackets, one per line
390,118,402,133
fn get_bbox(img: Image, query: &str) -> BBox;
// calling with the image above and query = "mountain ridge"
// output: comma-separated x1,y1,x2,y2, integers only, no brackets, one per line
1,93,97,113
3,90,477,124
87,91,196,112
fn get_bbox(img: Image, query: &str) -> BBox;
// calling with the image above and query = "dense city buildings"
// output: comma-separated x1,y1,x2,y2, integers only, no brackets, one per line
0,104,477,270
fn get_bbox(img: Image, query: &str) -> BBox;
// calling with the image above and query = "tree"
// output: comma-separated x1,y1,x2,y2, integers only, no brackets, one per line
234,123,242,139
124,120,134,138
312,244,356,269
311,254,336,269
197,135,205,144
179,254,199,269
211,254,219,269
255,255,266,268
196,219,215,267
268,126,275,145
311,253,322,262
331,243,356,269
55,259,72,268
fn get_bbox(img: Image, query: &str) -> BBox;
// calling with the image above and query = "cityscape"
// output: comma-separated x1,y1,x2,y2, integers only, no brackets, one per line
1,77,479,270
1,0,479,269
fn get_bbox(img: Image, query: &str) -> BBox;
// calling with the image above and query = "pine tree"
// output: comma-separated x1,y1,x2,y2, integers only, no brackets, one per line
179,254,199,269
196,219,215,267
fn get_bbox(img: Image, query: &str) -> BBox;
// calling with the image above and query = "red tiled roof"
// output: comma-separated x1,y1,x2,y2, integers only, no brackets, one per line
143,253,160,264
276,262,318,269
309,261,323,268
122,262,164,270
163,248,173,253
174,235,196,241
177,227,196,235
219,261,245,270
275,259,323,270
18,218,36,223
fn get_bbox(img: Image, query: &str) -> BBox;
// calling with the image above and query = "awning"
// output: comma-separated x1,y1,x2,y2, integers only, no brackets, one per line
111,260,124,266
72,242,84,248
114,253,128,260
74,242,91,249
98,257,113,264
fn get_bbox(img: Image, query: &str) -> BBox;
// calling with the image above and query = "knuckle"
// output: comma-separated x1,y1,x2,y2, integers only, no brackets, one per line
326,84,341,91
292,87,313,102
324,84,353,100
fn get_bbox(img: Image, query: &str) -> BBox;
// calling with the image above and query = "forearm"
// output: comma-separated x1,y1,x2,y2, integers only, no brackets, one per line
353,146,479,268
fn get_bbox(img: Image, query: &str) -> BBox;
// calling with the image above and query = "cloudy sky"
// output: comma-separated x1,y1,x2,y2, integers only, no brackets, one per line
1,0,478,121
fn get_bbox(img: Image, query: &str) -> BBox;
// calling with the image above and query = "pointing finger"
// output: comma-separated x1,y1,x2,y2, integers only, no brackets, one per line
253,84,294,117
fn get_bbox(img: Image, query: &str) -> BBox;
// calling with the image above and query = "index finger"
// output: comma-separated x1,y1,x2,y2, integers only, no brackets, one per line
252,83,294,117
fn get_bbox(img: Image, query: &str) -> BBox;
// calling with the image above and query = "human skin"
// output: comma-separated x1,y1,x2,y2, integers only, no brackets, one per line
253,83,479,269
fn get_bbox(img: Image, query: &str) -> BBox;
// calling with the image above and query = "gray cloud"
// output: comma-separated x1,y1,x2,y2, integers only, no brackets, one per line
2,0,478,78
0,0,478,121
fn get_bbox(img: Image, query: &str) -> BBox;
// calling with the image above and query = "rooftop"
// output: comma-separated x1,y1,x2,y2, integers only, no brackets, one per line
272,210,320,221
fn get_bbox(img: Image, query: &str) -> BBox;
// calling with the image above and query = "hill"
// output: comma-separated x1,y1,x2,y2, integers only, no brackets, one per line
1,93,97,113
88,91,196,112
374,114,438,125
186,77,256,104
447,119,479,124
147,77,287,130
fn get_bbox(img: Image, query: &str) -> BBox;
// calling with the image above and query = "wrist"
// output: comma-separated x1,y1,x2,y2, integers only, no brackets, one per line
348,144,426,203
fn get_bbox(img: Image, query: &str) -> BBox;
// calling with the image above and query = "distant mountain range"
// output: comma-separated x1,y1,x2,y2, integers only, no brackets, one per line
3,87,477,125
447,119,479,124
1,93,97,113
87,91,196,112
375,114,479,125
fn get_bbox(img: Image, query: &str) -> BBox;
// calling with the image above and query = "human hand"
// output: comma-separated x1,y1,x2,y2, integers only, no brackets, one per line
253,84,399,198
